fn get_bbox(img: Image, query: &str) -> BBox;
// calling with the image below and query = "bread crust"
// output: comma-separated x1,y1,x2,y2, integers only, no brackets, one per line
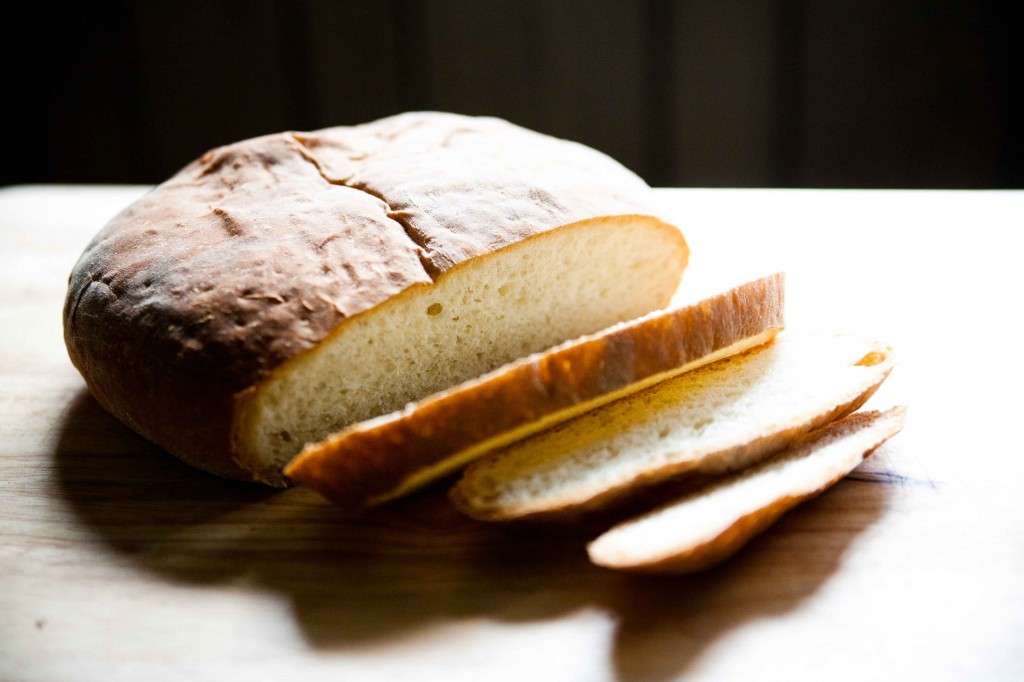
450,335,893,521
63,113,679,482
587,407,906,573
286,274,784,512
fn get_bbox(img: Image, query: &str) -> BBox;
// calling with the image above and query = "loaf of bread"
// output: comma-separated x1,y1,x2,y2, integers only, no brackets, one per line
63,113,687,484
451,331,893,520
287,273,785,513
588,407,906,573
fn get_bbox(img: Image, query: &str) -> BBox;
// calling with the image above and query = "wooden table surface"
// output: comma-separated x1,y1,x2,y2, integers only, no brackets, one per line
2,186,1022,681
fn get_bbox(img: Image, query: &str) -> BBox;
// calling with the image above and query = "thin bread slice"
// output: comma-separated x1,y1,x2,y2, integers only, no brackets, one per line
588,407,906,573
451,330,893,521
285,274,784,513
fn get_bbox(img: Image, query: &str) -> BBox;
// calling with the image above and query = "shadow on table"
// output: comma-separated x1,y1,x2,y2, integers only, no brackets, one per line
54,389,894,682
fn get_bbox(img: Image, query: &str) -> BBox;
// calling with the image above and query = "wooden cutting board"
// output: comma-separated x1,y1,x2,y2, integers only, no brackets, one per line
2,186,1022,681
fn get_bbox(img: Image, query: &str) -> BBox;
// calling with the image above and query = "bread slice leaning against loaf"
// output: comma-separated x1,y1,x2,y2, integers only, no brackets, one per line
63,112,687,484
588,406,906,573
286,274,784,513
451,330,894,520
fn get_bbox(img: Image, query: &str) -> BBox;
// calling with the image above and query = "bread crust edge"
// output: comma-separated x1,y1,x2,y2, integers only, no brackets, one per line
288,273,784,510
236,214,687,484
452,343,892,522
587,406,907,573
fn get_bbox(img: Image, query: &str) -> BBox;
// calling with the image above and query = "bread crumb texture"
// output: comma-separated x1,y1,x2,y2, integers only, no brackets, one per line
63,112,686,481
244,217,683,472
453,330,893,518
587,406,906,573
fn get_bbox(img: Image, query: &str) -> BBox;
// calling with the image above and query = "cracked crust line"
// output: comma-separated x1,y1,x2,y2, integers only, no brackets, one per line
290,133,439,281
66,276,96,336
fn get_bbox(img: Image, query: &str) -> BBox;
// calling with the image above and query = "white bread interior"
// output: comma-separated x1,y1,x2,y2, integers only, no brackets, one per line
284,273,783,512
587,406,906,573
373,328,777,506
451,330,893,520
233,217,687,479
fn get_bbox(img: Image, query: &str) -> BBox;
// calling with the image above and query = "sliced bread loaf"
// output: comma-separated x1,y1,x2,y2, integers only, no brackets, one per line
451,330,894,520
286,274,784,513
63,112,687,484
588,407,906,573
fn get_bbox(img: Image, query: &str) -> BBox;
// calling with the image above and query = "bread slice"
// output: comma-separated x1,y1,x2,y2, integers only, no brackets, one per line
451,330,893,520
588,407,906,573
233,216,686,483
64,112,687,484
286,274,785,513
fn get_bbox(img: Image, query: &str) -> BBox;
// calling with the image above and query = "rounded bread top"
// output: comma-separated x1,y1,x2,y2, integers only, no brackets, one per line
66,112,653,392
62,113,657,477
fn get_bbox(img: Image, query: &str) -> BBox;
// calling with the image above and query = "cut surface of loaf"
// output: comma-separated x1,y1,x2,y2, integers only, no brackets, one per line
237,217,685,481
451,330,894,520
588,407,906,573
63,112,686,484
286,273,785,513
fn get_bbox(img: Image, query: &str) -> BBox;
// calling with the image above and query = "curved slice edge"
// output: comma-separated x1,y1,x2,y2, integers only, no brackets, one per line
450,333,893,522
235,214,688,485
286,273,785,513
588,406,907,574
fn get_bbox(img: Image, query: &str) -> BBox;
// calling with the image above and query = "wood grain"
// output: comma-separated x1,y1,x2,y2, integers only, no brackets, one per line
2,186,1023,681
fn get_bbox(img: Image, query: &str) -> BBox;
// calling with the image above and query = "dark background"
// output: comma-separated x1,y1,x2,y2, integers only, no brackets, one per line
5,0,1021,188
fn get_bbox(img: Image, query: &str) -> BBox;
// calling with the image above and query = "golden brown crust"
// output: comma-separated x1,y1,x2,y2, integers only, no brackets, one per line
295,113,656,275
589,407,906,573
63,113,667,481
450,345,891,522
286,274,784,512
632,494,806,574
232,212,687,485
64,133,401,480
